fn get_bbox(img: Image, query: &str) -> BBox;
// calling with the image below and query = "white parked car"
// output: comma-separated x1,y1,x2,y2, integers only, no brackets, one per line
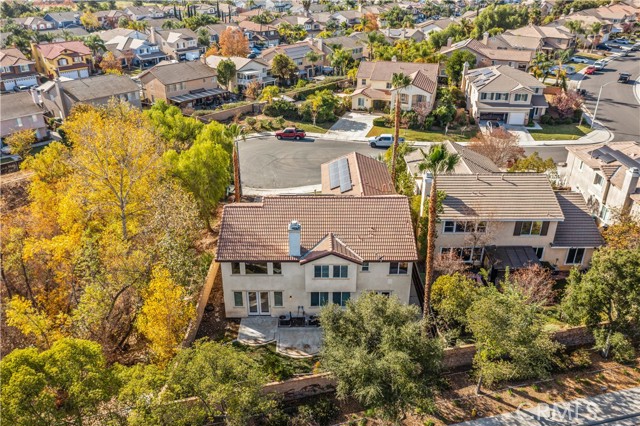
593,60,607,70
368,134,405,148
570,56,590,64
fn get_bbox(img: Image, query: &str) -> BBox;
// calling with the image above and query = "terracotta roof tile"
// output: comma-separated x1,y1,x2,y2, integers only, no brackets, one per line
36,41,90,59
300,233,363,264
321,152,395,196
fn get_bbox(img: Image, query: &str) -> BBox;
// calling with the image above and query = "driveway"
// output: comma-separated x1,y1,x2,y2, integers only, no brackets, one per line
325,112,377,140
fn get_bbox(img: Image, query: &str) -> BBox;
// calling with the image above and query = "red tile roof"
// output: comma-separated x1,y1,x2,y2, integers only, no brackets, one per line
300,233,363,264
321,152,395,196
216,195,418,262
36,41,91,59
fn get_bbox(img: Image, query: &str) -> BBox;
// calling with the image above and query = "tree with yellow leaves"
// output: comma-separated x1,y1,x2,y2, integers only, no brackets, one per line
219,27,249,57
99,51,123,75
5,129,35,159
136,268,195,364
80,10,100,31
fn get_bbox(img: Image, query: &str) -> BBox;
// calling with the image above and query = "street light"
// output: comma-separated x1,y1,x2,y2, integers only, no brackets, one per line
591,80,616,129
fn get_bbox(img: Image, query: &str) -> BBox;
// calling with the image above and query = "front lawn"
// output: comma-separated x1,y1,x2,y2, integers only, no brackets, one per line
574,52,606,60
285,119,334,134
528,123,591,141
367,125,476,143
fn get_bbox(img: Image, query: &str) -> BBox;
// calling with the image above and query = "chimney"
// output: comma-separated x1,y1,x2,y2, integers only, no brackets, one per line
30,87,42,106
149,26,157,44
623,167,640,197
446,37,453,47
288,220,301,257
316,37,323,51
391,55,397,62
461,61,470,91
482,31,489,45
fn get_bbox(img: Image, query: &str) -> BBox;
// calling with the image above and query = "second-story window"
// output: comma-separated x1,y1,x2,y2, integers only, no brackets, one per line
389,262,408,275
594,174,604,186
273,263,282,275
58,58,68,66
514,94,528,102
480,92,488,100
516,221,548,236
314,265,329,278
73,56,82,63
333,265,348,278
361,79,366,85
245,262,268,274
361,262,369,272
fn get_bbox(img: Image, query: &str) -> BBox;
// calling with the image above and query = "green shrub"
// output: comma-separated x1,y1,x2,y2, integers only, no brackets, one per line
259,119,271,130
469,116,476,125
263,99,300,119
246,117,257,127
595,330,636,363
540,114,553,125
294,398,339,426
372,116,387,127
274,116,286,128
260,351,294,381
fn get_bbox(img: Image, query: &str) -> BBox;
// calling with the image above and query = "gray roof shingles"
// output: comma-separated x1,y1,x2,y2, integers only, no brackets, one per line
553,192,604,247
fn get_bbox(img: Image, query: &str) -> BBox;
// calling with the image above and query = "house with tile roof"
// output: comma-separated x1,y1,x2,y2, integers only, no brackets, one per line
321,152,395,196
14,16,56,31
440,34,534,73
150,27,202,61
31,40,93,80
405,141,501,178
216,195,418,317
95,10,127,29
351,60,439,113
238,20,280,48
123,6,165,21
205,55,276,89
105,35,167,69
313,35,365,62
462,64,548,125
433,173,602,276
259,41,326,78
43,11,80,29
499,24,575,52
563,142,640,224
0,48,39,91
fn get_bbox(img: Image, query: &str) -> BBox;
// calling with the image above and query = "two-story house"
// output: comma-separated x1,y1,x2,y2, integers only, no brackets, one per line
205,55,276,89
95,10,127,29
315,36,365,62
331,10,362,27
105,35,168,68
35,74,141,119
138,60,228,108
260,41,326,78
31,41,93,79
238,21,280,48
0,48,39,91
440,35,534,73
43,12,81,29
14,16,56,31
0,92,48,143
462,64,547,125
274,15,324,34
150,28,202,61
216,195,418,318
563,142,640,224
499,24,575,53
434,173,603,279
351,60,439,113
124,6,165,21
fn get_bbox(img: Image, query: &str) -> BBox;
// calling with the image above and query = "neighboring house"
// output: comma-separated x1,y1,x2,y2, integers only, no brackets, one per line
416,17,455,34
462,64,548,125
331,10,362,27
43,12,80,28
138,61,228,108
238,20,280,48
38,27,90,42
381,27,426,43
216,195,418,318
440,35,534,72
204,55,276,89
31,41,93,79
98,28,147,43
500,24,575,52
0,48,39,91
351,60,439,113
105,35,168,68
201,23,236,44
564,142,640,224
434,173,602,278
193,3,219,15
14,16,56,31
95,10,127,29
405,141,501,178
320,152,395,196
35,74,141,119
150,27,202,61
0,91,48,142
260,41,326,78
124,6,165,21
275,15,324,33
486,33,545,52
314,36,365,62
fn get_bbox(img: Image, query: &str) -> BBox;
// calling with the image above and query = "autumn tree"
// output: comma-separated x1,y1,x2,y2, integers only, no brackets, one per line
602,210,640,250
244,80,261,99
549,89,584,119
4,129,35,159
219,27,249,57
510,264,556,305
80,10,99,30
469,128,524,168
204,44,220,57
259,85,279,103
99,51,123,74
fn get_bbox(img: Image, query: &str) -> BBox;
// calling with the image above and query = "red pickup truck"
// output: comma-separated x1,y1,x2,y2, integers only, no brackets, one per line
275,127,306,140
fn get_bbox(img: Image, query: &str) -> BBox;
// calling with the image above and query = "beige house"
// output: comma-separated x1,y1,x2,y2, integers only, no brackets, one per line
463,65,548,125
351,60,439,112
320,152,395,196
204,55,276,89
315,36,365,62
260,41,326,78
440,35,534,72
434,174,603,278
139,61,228,108
563,142,640,224
216,196,418,318
0,91,48,142
498,24,575,52
149,27,202,61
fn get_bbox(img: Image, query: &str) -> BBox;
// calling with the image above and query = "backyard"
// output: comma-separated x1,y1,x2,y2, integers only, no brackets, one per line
528,123,591,141
367,125,477,143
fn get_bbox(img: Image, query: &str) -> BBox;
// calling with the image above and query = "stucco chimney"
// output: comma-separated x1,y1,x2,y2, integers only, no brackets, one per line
446,37,453,47
461,61,470,91
623,167,640,197
482,31,489,45
288,220,301,257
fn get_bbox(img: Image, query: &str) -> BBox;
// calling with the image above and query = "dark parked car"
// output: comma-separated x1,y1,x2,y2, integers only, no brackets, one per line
618,72,631,83
275,127,306,140
596,43,612,51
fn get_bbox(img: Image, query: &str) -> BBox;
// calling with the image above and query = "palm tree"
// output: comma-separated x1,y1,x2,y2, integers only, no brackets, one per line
554,49,572,86
302,0,311,15
366,32,385,60
305,50,321,76
589,22,602,53
84,34,106,56
532,51,552,82
224,123,246,203
390,72,412,185
418,144,460,334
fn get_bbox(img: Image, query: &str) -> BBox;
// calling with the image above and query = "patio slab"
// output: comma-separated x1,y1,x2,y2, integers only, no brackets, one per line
276,327,323,358
325,112,377,140
237,317,278,346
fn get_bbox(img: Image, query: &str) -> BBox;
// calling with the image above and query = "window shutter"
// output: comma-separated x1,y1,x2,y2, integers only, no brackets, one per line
540,221,549,236
513,222,522,236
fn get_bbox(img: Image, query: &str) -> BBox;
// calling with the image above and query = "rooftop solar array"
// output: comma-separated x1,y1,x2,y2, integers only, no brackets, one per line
590,145,640,169
328,158,352,193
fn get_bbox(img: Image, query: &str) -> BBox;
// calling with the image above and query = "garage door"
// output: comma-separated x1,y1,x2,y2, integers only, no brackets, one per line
508,112,526,125
59,70,80,79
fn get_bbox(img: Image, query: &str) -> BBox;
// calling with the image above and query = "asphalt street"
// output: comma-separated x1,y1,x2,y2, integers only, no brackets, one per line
580,50,640,141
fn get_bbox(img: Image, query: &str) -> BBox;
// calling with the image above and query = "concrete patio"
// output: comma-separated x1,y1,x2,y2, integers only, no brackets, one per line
237,317,322,358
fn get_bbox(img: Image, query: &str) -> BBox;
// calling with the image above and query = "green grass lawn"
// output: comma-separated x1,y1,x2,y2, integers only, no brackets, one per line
367,125,476,143
571,63,589,73
286,120,333,134
231,342,317,381
574,52,606,60
528,123,591,141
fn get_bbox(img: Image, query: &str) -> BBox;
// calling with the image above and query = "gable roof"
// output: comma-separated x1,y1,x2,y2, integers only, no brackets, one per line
60,74,139,102
466,65,545,93
138,60,216,85
553,192,604,248
437,173,564,221
205,55,268,71
260,41,323,62
0,48,33,66
356,61,439,94
440,38,534,63
35,41,90,59
321,152,395,196
567,141,640,190
300,233,364,264
0,91,44,120
156,28,198,43
216,195,418,262
44,12,78,22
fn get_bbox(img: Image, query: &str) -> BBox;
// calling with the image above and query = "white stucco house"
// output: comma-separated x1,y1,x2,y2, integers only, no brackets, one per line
215,196,418,318
205,55,276,89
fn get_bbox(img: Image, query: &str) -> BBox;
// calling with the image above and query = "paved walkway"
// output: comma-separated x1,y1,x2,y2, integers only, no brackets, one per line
236,317,322,358
453,387,640,426
325,112,377,140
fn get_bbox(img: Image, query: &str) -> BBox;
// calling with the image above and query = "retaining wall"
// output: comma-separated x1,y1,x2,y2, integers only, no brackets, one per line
196,102,265,123
182,261,219,347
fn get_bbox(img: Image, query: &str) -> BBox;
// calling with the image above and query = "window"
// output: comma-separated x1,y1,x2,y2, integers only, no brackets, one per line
333,265,348,278
514,93,528,102
518,221,546,236
376,291,392,296
476,221,487,233
578,160,583,170
272,262,282,275
16,117,22,127
361,262,369,272
273,291,283,307
480,92,488,100
233,291,243,307
19,64,30,72
386,82,392,89
566,248,585,265
58,58,68,66
332,292,350,307
533,247,544,259
594,174,604,186
455,221,466,232
314,265,329,278
73,56,82,63
310,292,329,307
400,93,408,103
443,221,455,233
389,262,408,275
357,97,365,107
599,205,609,221
444,221,486,233
231,262,241,274
441,247,484,263
361,79,366,85
245,262,268,274
31,114,38,123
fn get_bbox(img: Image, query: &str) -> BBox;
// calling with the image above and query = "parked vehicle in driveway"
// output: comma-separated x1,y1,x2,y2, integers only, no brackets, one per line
618,72,631,83
632,43,640,51
551,65,576,75
585,65,596,75
596,44,612,51
368,134,404,148
275,128,306,140
613,38,632,45
571,56,590,64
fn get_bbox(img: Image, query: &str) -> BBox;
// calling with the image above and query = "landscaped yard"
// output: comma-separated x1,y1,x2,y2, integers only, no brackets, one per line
574,52,606,61
231,342,318,381
237,115,335,134
528,123,591,141
285,119,334,134
367,125,477,143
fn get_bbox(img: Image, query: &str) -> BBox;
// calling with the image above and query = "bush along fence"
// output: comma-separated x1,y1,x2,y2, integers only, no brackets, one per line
283,78,351,101
193,102,266,123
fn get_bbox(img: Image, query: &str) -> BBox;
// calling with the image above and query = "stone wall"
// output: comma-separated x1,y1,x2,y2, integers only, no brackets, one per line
443,344,477,371
262,373,336,402
197,102,265,123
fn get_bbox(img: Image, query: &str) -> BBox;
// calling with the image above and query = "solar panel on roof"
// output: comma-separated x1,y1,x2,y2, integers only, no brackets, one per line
329,161,340,189
338,158,352,193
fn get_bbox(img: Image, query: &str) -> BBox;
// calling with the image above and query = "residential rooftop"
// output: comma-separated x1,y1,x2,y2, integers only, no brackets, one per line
321,152,395,196
553,192,604,248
